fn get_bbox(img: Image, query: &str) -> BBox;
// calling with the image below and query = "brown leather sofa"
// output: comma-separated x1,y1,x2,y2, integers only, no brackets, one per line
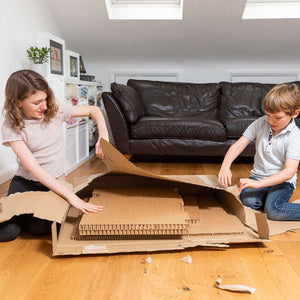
102,79,300,157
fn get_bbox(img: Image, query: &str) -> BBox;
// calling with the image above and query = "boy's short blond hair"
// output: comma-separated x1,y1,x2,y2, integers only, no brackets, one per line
263,83,300,116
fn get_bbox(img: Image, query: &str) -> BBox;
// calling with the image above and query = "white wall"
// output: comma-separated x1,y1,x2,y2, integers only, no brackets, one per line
0,0,61,184
86,59,300,92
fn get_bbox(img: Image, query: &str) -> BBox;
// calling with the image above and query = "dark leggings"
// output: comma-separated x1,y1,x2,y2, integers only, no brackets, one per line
0,176,53,242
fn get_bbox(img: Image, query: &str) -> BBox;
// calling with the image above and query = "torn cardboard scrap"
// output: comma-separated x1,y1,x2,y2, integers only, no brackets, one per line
215,277,255,294
181,255,192,264
1,139,300,256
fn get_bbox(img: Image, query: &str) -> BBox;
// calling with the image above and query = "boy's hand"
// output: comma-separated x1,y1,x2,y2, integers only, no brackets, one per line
218,168,232,188
239,178,261,191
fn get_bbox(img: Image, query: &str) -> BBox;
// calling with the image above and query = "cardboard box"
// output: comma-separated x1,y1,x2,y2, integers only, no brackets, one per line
1,139,300,256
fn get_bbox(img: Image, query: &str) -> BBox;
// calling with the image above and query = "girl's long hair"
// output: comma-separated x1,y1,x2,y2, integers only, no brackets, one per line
3,69,58,129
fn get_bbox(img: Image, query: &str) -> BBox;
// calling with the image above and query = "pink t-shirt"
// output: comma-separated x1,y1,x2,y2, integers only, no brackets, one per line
1,103,73,181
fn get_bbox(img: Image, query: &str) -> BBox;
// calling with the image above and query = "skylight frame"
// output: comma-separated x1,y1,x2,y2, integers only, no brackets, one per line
242,0,300,19
105,0,184,20
112,0,180,4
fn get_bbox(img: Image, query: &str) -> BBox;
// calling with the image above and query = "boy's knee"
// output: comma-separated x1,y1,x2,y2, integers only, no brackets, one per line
264,204,286,220
240,194,262,210
241,198,258,209
265,210,283,221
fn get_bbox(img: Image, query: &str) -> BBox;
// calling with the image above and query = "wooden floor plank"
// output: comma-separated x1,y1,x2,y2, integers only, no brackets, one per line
0,237,52,300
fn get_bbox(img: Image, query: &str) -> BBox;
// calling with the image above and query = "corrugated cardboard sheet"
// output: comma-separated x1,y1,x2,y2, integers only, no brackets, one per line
1,139,300,256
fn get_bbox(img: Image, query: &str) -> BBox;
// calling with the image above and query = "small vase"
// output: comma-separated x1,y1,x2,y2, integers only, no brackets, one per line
32,63,47,78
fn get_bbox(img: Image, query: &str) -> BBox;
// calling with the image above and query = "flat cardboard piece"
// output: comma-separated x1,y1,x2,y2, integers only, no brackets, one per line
77,187,189,237
1,139,300,256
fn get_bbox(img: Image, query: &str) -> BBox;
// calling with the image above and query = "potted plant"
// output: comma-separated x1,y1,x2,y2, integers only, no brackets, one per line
27,46,51,76
27,46,51,64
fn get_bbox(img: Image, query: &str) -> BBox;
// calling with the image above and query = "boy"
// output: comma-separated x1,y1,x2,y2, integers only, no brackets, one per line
218,83,300,220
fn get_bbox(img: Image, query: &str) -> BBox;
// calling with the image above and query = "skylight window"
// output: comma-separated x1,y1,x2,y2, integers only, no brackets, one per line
105,0,183,20
242,0,300,19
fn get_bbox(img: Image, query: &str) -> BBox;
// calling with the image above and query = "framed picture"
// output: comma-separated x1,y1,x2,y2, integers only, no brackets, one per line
70,56,78,77
37,32,66,77
79,55,87,74
50,39,64,75
65,50,80,79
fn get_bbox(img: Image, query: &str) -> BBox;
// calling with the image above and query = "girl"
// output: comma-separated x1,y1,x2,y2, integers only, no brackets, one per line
0,69,109,242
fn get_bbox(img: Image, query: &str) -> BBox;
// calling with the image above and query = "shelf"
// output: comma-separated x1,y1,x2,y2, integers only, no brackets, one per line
65,77,103,86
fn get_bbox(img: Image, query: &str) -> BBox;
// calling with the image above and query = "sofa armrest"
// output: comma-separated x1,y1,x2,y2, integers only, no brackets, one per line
102,92,130,153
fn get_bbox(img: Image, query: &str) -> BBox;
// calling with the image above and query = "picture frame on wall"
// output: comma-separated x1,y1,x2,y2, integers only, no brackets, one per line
69,56,78,78
65,50,80,80
50,39,64,75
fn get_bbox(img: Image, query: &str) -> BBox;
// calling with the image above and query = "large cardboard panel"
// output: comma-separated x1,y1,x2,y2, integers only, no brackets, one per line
1,139,300,256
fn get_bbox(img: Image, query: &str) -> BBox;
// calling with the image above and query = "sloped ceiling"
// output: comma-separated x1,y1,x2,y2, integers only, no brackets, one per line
44,0,300,62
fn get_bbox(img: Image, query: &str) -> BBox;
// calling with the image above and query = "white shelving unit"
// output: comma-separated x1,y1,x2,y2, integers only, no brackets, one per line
64,79,103,172
36,32,103,173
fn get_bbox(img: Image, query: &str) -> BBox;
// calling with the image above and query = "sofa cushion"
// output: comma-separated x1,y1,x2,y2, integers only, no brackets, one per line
225,117,258,138
219,82,276,124
128,79,220,119
111,82,146,124
130,117,227,141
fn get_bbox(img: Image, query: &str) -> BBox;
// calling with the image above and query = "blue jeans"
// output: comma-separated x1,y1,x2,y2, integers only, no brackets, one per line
240,177,300,221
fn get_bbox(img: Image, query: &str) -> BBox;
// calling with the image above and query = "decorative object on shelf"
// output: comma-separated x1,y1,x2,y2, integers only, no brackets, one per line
27,46,51,77
96,86,103,107
50,39,64,75
80,74,96,81
79,55,96,81
79,84,88,102
79,55,86,74
65,50,80,80
65,84,79,127
27,46,51,64
70,57,78,77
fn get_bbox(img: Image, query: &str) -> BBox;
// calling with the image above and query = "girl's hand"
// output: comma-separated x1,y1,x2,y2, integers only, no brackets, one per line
239,178,261,191
68,195,103,214
95,139,105,159
218,167,232,188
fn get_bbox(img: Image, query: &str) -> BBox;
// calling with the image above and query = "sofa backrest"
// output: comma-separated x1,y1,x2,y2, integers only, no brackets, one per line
219,82,276,123
128,79,221,119
111,82,146,124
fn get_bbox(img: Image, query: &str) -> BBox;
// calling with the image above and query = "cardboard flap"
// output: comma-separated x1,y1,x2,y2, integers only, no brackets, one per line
0,191,69,223
101,139,230,190
255,212,270,239
101,138,169,179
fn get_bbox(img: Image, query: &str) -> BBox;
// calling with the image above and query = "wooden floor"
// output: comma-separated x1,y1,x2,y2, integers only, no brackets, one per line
1,156,300,300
